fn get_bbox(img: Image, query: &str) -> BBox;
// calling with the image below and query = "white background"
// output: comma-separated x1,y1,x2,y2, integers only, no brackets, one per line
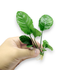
0,0,70,70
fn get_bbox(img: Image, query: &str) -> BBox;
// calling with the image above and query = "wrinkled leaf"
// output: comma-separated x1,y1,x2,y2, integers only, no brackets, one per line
16,11,34,34
31,28,42,37
19,35,32,45
39,15,53,31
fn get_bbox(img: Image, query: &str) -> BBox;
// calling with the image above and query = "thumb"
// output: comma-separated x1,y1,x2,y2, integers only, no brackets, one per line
17,48,40,59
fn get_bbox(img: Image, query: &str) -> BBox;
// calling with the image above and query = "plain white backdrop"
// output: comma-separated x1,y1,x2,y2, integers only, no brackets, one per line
0,0,70,70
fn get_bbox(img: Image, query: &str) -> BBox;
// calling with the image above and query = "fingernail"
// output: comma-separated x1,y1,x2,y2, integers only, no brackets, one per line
34,49,40,56
30,47,33,50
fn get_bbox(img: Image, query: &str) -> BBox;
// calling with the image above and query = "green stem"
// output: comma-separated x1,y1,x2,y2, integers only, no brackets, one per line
29,34,35,47
34,37,38,48
40,31,43,51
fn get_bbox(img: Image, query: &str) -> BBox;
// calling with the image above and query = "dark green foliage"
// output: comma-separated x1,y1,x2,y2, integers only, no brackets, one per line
27,45,33,48
19,35,32,45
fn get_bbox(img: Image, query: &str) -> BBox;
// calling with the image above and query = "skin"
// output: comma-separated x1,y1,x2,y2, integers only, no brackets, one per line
0,36,42,70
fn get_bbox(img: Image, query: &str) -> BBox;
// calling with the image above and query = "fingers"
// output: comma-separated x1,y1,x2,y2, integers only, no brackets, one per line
9,36,28,48
17,48,40,59
10,36,43,49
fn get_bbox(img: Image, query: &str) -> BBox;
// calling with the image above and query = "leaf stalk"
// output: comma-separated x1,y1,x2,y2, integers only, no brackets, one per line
40,31,43,51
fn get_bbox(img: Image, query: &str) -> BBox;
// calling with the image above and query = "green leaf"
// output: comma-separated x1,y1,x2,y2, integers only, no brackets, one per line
39,15,53,31
16,11,34,34
43,40,49,47
41,48,46,51
31,28,42,37
27,45,33,48
19,35,32,45
40,52,44,56
43,40,53,51
47,45,53,51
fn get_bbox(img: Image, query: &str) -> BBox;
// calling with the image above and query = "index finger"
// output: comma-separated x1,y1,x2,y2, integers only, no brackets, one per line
11,36,43,49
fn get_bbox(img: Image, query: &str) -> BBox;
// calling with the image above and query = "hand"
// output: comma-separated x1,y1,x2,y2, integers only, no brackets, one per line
0,36,40,70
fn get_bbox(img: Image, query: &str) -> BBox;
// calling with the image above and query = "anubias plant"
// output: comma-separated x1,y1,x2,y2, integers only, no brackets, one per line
16,11,53,59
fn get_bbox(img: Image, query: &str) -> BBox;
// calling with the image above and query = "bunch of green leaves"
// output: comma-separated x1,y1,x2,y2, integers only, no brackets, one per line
40,40,53,56
16,11,53,57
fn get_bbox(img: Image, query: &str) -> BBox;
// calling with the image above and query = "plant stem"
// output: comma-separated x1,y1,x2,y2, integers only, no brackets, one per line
29,34,35,47
40,31,43,51
34,37,38,48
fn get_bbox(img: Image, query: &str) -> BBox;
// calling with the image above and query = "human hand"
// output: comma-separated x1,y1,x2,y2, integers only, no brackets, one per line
0,36,40,70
